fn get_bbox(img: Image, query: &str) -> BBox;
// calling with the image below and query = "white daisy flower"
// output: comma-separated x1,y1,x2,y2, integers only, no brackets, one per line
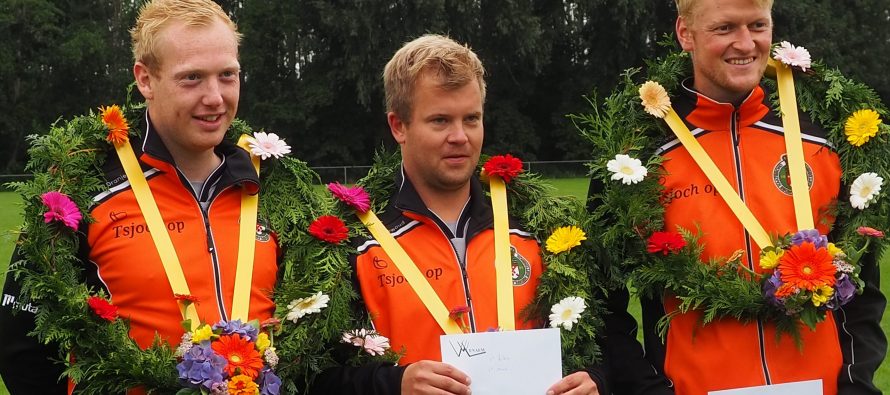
607,154,648,185
285,291,330,322
247,131,292,160
773,41,812,72
549,296,586,330
850,172,883,210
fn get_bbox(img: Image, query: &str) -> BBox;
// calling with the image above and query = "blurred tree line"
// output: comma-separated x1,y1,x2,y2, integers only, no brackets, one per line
1,0,888,172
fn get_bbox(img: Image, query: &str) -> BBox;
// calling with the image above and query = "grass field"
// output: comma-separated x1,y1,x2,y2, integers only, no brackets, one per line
0,180,888,393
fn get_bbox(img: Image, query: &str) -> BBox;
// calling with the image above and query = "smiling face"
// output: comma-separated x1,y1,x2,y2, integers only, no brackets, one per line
134,18,240,161
388,69,484,197
676,0,772,104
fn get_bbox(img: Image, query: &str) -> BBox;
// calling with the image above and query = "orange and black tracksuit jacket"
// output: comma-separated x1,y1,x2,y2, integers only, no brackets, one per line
311,168,608,395
0,112,279,394
592,81,886,395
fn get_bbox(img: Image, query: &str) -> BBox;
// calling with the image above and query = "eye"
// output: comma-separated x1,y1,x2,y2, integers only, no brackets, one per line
465,114,481,124
221,70,238,79
431,117,448,125
715,24,732,33
185,73,200,81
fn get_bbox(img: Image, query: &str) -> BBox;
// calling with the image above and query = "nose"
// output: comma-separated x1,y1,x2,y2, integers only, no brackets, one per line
447,124,470,144
202,78,224,107
733,28,756,52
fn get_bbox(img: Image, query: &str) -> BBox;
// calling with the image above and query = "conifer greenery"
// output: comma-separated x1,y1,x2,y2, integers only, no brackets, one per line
574,39,890,344
10,100,606,392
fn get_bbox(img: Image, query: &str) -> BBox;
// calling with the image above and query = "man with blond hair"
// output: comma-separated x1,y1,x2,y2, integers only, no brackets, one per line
310,34,604,395
592,0,886,394
0,0,280,393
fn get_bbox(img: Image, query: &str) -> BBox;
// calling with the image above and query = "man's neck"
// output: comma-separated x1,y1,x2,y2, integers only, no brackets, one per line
413,183,471,223
171,147,221,183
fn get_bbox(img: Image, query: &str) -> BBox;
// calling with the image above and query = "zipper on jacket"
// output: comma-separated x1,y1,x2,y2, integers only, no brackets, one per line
730,108,772,385
429,218,477,333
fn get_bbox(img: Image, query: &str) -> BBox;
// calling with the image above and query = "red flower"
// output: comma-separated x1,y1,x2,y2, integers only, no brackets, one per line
87,296,118,322
449,306,471,333
778,242,836,291
211,334,264,379
647,231,686,255
856,226,885,238
308,215,349,244
483,154,524,183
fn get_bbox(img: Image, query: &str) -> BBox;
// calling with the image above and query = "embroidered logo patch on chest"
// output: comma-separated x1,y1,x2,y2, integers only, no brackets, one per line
255,218,272,242
772,154,814,195
510,246,531,286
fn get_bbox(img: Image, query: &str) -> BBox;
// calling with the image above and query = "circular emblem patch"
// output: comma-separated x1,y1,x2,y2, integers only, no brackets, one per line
772,154,814,195
255,218,272,242
510,246,532,286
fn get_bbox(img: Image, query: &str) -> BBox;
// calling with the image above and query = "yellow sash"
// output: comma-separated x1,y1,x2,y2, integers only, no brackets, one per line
358,176,516,333
661,60,813,249
114,135,260,329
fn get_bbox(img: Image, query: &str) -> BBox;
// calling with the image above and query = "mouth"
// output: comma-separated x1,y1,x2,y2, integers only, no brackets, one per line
727,57,755,66
194,114,223,122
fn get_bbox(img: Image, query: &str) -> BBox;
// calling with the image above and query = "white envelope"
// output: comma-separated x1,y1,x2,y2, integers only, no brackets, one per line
440,328,562,395
709,379,823,395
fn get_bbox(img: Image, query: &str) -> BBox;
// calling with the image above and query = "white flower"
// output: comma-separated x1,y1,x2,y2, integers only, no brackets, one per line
341,329,390,356
285,291,330,322
607,154,648,185
773,41,812,72
850,172,883,210
264,346,279,368
247,131,291,160
174,332,193,357
549,296,586,330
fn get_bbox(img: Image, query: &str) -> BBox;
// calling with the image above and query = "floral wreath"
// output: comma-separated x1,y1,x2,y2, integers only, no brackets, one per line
12,100,605,393
573,38,890,342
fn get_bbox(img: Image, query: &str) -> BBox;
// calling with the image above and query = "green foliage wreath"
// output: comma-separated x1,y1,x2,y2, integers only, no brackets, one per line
10,98,605,393
572,38,890,340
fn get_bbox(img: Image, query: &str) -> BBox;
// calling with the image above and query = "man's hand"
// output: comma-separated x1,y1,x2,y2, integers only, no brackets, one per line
546,371,599,395
401,360,472,395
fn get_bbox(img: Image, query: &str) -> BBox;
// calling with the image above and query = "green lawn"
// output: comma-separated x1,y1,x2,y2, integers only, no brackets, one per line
0,180,888,393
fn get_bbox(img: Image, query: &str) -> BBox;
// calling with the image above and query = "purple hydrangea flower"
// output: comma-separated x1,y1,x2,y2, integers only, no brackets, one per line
763,272,784,306
213,319,259,341
176,342,227,390
791,229,827,249
260,368,282,395
835,274,857,307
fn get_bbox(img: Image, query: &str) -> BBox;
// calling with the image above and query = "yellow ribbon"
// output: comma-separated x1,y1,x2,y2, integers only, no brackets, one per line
770,58,815,230
663,108,773,249
231,135,261,321
114,141,201,330
358,210,463,334
489,176,516,331
114,134,261,329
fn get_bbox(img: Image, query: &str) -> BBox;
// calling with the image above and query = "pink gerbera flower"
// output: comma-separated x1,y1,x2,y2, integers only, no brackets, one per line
41,191,82,230
327,182,371,213
773,41,812,72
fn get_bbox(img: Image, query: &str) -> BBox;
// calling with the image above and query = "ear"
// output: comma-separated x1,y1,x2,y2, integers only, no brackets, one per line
133,62,155,100
676,16,694,52
388,112,408,144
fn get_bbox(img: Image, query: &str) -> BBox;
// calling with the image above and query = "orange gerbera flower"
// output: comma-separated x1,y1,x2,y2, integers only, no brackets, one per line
99,105,129,145
211,334,263,379
777,242,836,291
227,374,259,395
774,283,799,298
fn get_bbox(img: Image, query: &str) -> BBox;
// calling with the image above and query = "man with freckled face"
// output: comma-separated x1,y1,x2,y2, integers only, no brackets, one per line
0,1,280,393
309,34,605,395
589,0,886,394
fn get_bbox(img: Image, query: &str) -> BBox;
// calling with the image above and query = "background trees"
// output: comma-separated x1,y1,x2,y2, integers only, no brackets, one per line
1,0,887,172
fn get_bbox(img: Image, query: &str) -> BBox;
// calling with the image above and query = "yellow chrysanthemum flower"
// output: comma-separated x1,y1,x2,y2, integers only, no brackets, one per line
255,332,271,353
546,226,587,254
639,81,672,118
191,324,214,343
811,285,835,307
827,242,844,257
845,109,882,147
759,249,784,270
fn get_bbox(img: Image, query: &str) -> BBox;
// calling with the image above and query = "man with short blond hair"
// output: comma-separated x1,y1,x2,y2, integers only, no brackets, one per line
311,34,604,395
0,1,279,393
593,0,886,394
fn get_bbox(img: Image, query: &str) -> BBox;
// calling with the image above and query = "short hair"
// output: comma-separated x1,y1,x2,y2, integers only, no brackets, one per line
676,0,774,24
383,34,486,123
131,0,241,70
